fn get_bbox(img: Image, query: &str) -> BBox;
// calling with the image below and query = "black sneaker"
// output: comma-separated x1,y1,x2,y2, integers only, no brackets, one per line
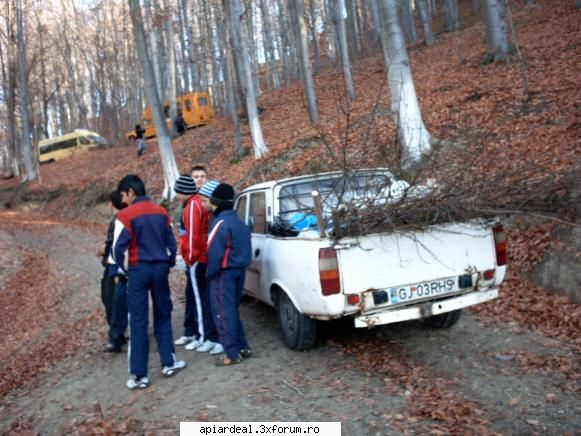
103,343,122,353
240,349,253,359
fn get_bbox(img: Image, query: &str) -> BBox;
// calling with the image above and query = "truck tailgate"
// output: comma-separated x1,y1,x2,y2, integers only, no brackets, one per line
337,223,496,295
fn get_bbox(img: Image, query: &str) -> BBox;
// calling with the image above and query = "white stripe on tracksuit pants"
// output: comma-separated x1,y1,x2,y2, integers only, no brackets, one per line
189,261,206,342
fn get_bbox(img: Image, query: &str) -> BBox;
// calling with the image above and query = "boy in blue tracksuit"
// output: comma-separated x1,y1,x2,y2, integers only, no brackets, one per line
199,181,252,366
112,175,186,389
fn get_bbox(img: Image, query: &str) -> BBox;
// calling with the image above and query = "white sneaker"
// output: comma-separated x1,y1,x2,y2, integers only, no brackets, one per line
185,338,203,351
126,376,150,390
209,343,225,355
161,360,186,378
196,340,217,353
174,336,195,346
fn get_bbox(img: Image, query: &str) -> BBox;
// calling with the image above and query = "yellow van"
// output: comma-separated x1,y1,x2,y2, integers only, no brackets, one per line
38,129,108,164
126,92,214,141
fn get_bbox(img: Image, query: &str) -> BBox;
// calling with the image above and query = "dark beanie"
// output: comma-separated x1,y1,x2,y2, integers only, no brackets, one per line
210,183,235,207
174,175,197,195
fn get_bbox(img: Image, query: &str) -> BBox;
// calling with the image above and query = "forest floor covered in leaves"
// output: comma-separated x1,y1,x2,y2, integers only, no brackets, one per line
1,0,580,434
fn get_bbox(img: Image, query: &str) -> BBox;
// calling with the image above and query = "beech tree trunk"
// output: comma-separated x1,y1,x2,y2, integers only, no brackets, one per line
482,0,510,64
333,0,356,100
378,0,432,165
227,0,268,158
444,0,461,32
16,0,38,181
128,0,179,199
417,0,435,46
291,0,320,123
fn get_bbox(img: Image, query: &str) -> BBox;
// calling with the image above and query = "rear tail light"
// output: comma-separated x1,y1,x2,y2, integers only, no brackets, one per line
347,294,360,305
493,224,508,266
319,247,341,295
483,269,495,280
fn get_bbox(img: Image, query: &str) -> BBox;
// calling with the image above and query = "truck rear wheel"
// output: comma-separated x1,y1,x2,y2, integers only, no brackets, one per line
423,309,462,328
276,291,317,351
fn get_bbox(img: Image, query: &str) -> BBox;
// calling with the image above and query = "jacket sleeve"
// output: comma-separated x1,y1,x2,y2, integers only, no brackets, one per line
206,219,228,281
191,201,204,262
112,217,131,274
166,217,177,266
184,200,194,265
103,218,115,266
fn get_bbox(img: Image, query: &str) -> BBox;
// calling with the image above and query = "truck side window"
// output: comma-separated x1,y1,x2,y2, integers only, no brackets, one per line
249,192,266,234
236,195,247,222
185,99,192,112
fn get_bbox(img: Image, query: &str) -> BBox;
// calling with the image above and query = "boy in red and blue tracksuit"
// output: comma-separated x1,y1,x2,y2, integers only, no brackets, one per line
173,175,220,353
199,181,252,366
113,175,186,390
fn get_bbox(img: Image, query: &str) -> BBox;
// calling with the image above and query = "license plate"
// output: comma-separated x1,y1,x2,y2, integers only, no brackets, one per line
388,277,457,305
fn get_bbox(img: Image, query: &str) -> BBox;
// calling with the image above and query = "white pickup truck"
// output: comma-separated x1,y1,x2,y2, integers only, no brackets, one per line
234,169,507,350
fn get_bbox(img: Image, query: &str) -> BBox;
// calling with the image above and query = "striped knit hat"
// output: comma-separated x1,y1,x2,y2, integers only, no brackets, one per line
198,180,221,198
174,175,198,195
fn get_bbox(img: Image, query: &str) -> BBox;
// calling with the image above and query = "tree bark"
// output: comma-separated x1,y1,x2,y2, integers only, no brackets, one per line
260,0,281,88
291,0,320,123
400,0,417,43
482,0,510,64
2,6,20,177
378,0,431,166
128,0,179,199
16,0,38,181
227,0,268,158
333,0,356,100
163,0,178,136
443,0,461,32
308,0,321,74
417,0,435,46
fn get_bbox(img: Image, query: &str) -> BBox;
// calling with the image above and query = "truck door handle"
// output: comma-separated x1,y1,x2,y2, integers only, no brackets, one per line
254,248,261,257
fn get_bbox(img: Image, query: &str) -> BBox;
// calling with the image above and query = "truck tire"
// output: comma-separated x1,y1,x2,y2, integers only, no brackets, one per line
276,291,317,351
423,309,462,328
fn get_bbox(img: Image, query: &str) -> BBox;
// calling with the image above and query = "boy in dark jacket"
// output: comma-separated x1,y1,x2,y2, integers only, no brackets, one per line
102,189,129,352
112,175,185,389
97,189,124,327
199,181,252,366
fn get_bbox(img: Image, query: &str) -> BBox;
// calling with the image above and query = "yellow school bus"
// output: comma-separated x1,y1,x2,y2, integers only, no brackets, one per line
126,92,214,141
38,129,108,164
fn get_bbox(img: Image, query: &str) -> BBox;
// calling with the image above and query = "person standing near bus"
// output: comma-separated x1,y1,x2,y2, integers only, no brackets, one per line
135,125,146,157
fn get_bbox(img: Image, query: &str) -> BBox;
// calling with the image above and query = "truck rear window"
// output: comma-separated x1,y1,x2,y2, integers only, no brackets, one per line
278,174,392,216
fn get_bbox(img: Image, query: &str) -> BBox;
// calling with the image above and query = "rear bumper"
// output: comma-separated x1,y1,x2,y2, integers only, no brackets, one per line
353,288,498,328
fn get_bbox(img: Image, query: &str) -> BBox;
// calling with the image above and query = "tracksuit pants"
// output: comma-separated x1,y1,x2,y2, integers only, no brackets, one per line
184,262,218,342
209,267,249,360
100,269,116,326
108,277,128,347
127,262,176,377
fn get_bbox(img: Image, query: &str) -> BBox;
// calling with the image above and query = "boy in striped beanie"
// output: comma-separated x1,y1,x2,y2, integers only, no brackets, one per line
174,175,221,355
199,181,252,366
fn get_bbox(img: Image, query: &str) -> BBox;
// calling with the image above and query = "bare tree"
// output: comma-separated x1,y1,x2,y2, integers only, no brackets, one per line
482,0,510,64
443,0,461,32
417,0,435,46
260,0,281,88
1,2,19,177
333,0,356,100
128,0,179,199
378,0,431,166
290,0,320,123
16,0,37,181
226,0,268,158
162,0,178,135
400,0,417,43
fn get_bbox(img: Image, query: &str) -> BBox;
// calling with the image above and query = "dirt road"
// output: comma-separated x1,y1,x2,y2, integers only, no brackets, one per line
0,213,579,435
